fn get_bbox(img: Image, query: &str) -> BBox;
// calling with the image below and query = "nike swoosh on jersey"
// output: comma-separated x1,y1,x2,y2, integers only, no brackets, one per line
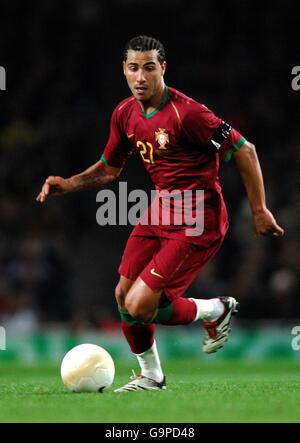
127,133,135,139
150,268,164,278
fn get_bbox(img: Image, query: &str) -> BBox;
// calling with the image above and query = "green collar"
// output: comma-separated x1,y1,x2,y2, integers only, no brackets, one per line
142,85,169,119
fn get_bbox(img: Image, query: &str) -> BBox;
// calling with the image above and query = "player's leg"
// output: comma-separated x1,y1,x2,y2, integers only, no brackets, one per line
158,242,239,354
125,238,238,353
123,277,237,356
125,275,228,325
124,276,196,324
114,233,165,391
116,276,155,356
115,235,238,391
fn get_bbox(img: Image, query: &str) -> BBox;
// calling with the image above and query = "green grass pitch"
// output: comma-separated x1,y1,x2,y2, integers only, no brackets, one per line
0,359,300,423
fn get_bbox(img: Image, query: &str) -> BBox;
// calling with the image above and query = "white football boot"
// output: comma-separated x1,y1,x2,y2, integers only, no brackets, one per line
202,296,239,354
114,371,166,393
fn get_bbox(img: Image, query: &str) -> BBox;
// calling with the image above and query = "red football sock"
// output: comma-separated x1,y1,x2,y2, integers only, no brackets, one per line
158,297,197,325
121,322,155,354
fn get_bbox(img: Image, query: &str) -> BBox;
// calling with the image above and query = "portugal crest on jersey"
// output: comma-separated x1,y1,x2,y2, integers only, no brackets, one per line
155,128,169,150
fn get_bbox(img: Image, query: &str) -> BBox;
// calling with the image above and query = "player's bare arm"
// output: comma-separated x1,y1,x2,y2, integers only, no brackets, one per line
36,160,121,203
233,140,284,237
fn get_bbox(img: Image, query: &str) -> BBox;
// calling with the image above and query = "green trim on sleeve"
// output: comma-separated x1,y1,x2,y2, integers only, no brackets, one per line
100,154,107,164
224,136,246,163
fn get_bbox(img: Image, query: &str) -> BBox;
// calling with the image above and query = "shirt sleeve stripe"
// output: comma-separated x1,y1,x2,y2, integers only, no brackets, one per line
224,136,246,163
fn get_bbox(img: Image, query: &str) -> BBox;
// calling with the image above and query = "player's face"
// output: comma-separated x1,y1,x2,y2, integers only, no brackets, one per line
123,50,166,103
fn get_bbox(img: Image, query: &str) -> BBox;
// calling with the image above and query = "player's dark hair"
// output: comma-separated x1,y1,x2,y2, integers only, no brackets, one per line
123,35,166,64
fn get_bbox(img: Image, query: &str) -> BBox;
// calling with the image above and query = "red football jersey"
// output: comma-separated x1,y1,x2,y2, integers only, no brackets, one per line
101,86,246,246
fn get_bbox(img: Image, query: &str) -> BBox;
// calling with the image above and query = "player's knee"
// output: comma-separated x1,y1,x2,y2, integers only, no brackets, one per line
124,292,153,323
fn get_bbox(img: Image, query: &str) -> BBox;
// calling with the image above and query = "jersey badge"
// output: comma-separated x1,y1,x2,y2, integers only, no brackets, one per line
155,128,169,150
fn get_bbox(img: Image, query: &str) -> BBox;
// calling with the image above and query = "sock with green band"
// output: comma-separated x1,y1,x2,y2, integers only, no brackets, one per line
153,297,197,325
118,306,141,324
119,298,197,326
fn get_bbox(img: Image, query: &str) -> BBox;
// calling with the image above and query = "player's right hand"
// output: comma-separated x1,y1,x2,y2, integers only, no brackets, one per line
36,176,71,203
253,207,284,237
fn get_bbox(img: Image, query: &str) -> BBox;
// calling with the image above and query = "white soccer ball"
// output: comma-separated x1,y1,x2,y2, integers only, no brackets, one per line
60,344,115,393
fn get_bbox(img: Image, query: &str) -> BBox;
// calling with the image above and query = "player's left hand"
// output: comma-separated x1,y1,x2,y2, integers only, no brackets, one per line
253,208,284,237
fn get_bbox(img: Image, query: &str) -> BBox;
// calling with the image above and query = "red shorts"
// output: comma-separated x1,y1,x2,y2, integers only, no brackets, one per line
118,226,223,301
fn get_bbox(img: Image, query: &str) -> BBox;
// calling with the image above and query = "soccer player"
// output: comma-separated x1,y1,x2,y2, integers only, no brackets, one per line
37,35,284,392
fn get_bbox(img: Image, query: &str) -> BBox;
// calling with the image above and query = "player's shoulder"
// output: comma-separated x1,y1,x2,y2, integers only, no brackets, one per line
169,87,211,117
114,95,136,116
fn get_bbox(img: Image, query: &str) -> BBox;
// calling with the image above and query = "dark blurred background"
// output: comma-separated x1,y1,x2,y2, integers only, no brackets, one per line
0,0,299,334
